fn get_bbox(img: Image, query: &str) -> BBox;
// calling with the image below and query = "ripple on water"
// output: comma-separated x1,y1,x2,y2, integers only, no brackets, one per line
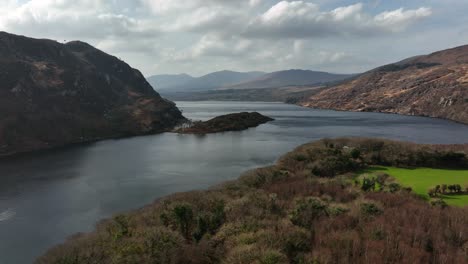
0,209,16,222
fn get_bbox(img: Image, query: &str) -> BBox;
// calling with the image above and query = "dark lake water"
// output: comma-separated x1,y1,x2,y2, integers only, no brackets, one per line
1,101,468,264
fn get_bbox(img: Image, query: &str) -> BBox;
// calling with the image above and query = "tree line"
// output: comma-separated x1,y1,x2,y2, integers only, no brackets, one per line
428,184,468,197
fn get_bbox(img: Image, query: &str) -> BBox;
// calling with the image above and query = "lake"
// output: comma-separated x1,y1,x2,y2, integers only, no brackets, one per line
1,101,468,264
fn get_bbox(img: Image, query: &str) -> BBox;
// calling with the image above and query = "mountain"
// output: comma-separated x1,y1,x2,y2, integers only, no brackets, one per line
223,69,354,90
162,86,326,103
158,70,266,92
0,32,185,157
147,73,194,90
300,45,468,124
158,69,353,102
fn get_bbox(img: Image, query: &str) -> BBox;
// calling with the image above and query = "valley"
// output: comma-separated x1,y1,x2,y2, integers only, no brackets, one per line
154,45,468,125
148,70,352,94
161,85,326,103
0,6,467,262
2,101,468,264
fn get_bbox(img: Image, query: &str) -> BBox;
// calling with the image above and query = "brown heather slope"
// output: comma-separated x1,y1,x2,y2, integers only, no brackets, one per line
38,138,468,264
0,32,184,156
300,45,468,124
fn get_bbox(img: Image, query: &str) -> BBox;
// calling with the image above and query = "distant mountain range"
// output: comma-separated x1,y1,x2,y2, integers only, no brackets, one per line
147,74,194,90
147,69,353,93
150,45,468,125
149,69,354,103
300,45,468,124
148,70,265,92
222,69,353,90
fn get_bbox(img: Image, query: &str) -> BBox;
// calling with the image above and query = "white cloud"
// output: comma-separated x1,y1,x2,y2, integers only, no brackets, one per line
262,1,316,22
141,0,256,14
330,3,363,21
0,0,157,41
0,0,444,76
163,34,254,62
141,0,195,14
164,6,239,33
374,7,432,31
249,0,262,7
245,1,432,38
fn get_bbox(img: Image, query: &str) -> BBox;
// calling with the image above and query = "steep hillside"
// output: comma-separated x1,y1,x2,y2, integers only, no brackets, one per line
0,32,185,156
224,69,353,90
147,74,194,90
300,45,468,124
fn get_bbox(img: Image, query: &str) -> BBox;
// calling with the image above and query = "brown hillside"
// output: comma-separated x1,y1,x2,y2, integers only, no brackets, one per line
300,45,468,124
0,32,184,156
37,138,468,264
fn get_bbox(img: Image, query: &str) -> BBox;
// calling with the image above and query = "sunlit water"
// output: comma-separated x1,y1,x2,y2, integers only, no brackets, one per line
1,101,468,264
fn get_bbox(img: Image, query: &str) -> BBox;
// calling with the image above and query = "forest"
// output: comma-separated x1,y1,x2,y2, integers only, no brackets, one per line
37,138,468,264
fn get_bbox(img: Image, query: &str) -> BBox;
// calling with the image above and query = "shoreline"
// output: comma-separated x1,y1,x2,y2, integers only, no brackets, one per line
177,99,468,126
2,101,468,160
0,118,188,160
37,137,468,263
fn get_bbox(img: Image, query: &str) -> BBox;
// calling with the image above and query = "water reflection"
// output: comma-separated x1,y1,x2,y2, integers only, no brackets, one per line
0,101,468,264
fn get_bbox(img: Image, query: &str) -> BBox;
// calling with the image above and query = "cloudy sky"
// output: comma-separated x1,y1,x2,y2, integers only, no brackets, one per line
1,0,467,77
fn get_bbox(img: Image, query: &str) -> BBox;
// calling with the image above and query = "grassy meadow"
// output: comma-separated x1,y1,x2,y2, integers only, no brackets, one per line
367,167,468,206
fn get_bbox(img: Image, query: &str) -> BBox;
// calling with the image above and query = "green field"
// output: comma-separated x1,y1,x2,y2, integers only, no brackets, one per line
366,167,468,207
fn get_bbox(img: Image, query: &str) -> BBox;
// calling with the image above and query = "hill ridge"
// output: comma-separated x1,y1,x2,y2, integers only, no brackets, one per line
300,44,468,124
0,31,185,156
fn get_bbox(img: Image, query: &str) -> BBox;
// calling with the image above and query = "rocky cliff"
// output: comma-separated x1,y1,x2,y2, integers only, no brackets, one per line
300,45,468,124
0,32,184,156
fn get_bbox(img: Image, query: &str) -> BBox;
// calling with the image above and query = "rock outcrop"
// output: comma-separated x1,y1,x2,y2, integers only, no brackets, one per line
176,112,274,134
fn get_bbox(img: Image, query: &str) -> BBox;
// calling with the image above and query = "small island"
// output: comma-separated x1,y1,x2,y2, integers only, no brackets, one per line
175,112,274,134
